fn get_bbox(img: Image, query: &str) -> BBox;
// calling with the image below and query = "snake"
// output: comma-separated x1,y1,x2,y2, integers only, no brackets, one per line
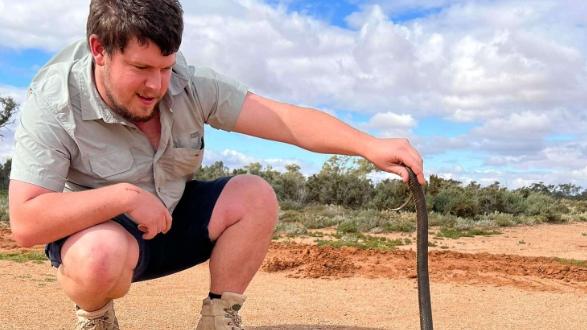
403,167,434,330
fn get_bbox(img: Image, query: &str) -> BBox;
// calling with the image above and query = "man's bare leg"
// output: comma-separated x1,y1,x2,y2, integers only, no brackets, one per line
57,221,139,311
207,174,278,294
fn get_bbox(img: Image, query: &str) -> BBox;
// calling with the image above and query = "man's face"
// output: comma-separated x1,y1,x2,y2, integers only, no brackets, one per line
95,38,176,122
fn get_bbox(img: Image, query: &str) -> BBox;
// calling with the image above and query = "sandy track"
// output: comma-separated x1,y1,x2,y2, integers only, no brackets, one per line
0,222,586,329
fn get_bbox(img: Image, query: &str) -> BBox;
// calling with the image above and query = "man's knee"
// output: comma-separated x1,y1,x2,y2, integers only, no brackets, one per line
60,222,138,291
235,174,278,223
210,175,278,238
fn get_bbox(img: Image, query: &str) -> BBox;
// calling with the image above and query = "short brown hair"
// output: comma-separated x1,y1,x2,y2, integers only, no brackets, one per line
87,0,183,56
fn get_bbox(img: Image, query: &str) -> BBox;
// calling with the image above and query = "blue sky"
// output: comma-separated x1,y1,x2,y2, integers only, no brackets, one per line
265,0,359,28
1,0,586,189
0,48,52,87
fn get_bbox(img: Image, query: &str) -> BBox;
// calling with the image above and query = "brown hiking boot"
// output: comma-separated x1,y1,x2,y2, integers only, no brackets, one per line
75,300,120,330
196,292,246,330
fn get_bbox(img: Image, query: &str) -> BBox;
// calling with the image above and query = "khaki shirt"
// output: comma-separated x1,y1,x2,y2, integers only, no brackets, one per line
10,40,248,211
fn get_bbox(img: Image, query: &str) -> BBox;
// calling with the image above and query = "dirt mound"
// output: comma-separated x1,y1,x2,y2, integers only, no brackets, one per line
264,245,361,278
263,242,587,293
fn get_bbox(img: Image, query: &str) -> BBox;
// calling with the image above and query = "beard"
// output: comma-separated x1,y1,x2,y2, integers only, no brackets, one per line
101,68,160,123
104,86,160,123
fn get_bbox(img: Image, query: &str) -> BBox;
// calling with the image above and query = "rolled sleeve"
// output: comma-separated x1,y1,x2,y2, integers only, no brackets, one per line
10,93,72,192
189,67,248,131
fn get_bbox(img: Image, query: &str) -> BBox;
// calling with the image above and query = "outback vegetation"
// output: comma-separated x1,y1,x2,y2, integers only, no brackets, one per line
1,147,586,251
193,156,587,249
0,95,17,134
0,95,16,223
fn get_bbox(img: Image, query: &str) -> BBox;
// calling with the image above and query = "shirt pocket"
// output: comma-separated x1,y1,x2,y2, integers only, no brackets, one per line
165,147,204,178
159,131,204,179
89,149,134,178
174,131,204,150
157,147,203,182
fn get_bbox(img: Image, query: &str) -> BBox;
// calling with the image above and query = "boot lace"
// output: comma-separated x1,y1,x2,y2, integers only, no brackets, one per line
224,304,243,330
77,313,118,330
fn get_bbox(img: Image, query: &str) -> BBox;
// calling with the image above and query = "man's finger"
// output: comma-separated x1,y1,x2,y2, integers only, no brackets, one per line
399,154,425,185
388,165,410,183
163,214,172,234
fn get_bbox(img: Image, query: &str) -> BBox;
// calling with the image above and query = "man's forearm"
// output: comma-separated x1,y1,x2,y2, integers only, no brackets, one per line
282,106,376,156
235,93,377,157
9,182,140,247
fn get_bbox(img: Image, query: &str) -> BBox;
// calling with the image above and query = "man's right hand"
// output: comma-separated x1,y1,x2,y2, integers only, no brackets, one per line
124,185,172,240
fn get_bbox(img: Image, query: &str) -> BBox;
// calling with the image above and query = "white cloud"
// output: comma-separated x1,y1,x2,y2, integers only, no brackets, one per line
0,0,87,51
0,85,28,104
364,111,416,137
203,148,306,173
0,0,586,187
204,149,257,170
368,112,415,129
1,1,584,119
571,166,587,181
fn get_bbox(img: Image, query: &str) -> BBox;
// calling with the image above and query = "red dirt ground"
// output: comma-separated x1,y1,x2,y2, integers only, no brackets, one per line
1,223,586,329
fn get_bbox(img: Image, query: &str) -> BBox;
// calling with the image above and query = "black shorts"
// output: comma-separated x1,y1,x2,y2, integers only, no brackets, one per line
45,177,232,282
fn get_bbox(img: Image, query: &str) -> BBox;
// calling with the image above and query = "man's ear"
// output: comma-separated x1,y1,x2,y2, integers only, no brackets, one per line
88,34,107,66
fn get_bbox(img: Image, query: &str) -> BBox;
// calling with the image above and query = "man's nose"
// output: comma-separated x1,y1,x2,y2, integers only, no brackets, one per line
145,70,162,91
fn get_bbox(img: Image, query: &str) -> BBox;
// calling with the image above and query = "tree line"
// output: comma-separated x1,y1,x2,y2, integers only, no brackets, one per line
0,95,16,191
195,155,585,221
1,153,584,217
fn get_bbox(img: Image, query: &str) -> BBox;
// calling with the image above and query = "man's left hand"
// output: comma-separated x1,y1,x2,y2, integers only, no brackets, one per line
363,138,425,185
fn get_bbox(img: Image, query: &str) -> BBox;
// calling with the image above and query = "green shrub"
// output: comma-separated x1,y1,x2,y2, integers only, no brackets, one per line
431,187,479,218
368,179,412,211
437,227,501,239
428,212,459,227
279,210,305,223
383,220,416,232
555,258,587,268
279,200,305,211
305,204,347,218
475,185,526,216
279,205,347,229
490,212,516,227
0,251,46,263
317,232,405,250
335,209,419,233
274,221,308,237
337,220,359,234
0,190,8,223
524,193,568,223
347,209,386,232
305,173,374,209
573,201,587,213
501,191,527,215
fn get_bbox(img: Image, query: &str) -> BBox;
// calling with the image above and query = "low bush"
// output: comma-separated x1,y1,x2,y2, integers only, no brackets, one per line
430,187,479,218
0,251,46,263
524,193,568,223
0,190,8,223
317,232,406,250
437,227,501,239
274,221,308,237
